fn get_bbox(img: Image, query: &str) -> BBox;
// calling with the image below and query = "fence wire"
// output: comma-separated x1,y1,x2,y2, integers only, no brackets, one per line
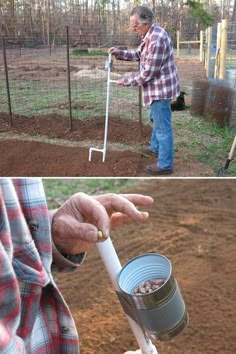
0,28,143,125
227,21,236,70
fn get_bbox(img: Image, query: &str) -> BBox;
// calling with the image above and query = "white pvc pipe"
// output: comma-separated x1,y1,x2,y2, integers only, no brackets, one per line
96,237,158,354
89,53,114,162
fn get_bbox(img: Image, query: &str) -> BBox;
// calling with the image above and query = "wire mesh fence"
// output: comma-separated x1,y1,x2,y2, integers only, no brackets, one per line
227,21,236,70
0,27,144,127
3,21,236,129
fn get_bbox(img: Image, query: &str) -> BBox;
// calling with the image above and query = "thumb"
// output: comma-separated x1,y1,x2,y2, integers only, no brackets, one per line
52,215,105,254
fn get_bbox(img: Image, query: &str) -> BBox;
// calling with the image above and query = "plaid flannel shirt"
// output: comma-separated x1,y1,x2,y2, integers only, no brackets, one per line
117,23,180,106
0,178,83,354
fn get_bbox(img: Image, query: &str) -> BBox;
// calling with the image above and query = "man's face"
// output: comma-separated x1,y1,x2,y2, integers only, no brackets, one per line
130,14,150,37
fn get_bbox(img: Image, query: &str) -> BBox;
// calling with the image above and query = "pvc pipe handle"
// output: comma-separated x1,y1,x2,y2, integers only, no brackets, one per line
96,237,158,354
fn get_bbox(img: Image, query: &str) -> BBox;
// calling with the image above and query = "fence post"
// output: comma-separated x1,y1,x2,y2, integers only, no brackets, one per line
204,28,207,69
176,30,180,58
199,30,204,62
206,26,212,78
2,35,13,127
214,22,222,79
219,19,228,80
66,25,73,131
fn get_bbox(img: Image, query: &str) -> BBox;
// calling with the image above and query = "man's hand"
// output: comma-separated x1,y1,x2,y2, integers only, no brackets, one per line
52,193,153,255
109,46,120,57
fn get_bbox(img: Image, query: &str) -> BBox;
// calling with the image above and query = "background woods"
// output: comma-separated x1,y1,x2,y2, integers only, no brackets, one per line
0,1,235,48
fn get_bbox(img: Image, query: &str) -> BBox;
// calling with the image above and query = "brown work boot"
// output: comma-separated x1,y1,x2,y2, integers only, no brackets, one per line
141,145,158,157
144,164,173,175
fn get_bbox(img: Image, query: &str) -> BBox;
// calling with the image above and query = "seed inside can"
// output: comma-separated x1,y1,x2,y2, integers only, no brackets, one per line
133,278,165,295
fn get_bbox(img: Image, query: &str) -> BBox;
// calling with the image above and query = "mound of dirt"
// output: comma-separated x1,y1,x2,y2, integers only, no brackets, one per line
0,113,151,143
0,113,214,177
54,179,236,354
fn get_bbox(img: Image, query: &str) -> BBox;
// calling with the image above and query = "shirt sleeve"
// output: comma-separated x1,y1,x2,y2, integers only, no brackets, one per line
49,210,86,272
0,241,26,352
122,36,166,87
51,240,86,272
116,48,140,62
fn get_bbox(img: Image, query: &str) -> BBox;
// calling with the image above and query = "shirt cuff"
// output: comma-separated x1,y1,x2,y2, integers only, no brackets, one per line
52,241,86,272
49,209,86,272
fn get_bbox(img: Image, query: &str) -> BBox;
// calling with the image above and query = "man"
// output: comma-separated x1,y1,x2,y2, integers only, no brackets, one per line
109,6,180,175
0,178,153,353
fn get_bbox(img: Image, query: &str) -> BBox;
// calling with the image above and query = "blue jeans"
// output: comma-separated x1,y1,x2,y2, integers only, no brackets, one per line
149,99,174,170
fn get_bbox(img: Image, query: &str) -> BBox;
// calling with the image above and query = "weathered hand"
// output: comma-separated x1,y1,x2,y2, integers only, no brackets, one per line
52,193,153,255
109,46,120,56
118,77,128,86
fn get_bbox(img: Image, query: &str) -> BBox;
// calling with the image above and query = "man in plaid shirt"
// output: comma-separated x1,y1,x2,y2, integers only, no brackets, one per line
0,178,153,353
110,6,180,175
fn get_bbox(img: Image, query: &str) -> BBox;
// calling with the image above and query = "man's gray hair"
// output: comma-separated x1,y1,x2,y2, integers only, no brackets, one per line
130,6,154,25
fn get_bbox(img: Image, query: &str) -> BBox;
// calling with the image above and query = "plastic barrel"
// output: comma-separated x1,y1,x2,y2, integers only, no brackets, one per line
204,79,234,128
190,79,210,115
230,89,236,131
226,69,236,90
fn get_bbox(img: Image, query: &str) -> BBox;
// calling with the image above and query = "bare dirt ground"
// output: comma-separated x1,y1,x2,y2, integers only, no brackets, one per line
0,57,211,177
55,179,236,354
0,112,212,177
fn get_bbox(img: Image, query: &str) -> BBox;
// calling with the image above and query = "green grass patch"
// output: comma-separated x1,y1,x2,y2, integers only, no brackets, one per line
0,64,140,120
71,49,107,56
174,111,236,176
43,178,142,209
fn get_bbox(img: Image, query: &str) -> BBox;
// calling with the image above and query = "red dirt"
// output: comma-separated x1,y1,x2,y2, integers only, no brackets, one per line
0,113,151,143
0,113,213,177
55,179,236,354
0,57,209,177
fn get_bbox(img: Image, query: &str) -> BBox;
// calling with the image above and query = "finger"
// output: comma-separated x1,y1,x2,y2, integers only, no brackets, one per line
120,194,154,206
100,194,152,221
70,222,108,243
71,193,111,238
109,47,117,54
110,211,149,228
53,215,108,254
74,222,101,243
94,194,153,218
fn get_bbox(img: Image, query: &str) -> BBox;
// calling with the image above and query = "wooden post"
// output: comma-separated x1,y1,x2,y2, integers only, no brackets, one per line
199,30,204,62
214,22,222,79
206,27,212,78
204,28,208,69
219,19,228,80
176,30,180,58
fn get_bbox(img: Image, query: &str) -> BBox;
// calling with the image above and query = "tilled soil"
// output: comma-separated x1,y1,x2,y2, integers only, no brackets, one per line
0,114,213,177
55,179,236,354
0,57,210,177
